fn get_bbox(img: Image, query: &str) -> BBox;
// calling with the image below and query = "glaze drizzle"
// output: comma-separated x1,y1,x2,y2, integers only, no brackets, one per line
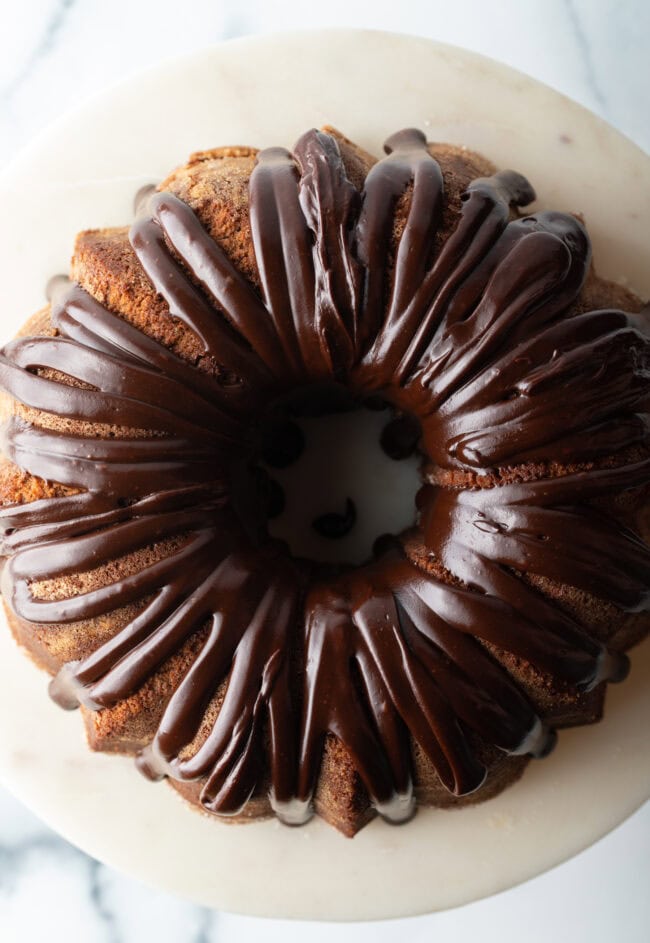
0,128,648,830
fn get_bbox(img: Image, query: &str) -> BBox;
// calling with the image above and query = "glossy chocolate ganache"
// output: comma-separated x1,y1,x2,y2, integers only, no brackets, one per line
0,128,649,835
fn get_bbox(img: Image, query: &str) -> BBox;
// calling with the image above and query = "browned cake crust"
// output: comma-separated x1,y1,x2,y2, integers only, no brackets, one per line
1,128,648,836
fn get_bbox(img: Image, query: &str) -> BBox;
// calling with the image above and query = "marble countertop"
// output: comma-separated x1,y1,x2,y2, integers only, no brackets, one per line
0,2,648,941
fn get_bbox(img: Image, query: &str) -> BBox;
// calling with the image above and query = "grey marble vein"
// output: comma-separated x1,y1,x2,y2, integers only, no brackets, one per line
0,0,76,104
563,0,608,110
0,833,78,893
192,908,218,943
88,859,122,943
0,784,228,942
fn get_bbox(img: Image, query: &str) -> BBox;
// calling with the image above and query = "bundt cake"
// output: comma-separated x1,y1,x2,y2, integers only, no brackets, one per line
0,127,648,837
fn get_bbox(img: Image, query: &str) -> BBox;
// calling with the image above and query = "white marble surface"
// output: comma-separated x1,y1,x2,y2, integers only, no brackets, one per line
0,2,648,941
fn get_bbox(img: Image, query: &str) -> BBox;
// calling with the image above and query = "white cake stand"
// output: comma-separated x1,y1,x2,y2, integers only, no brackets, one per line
0,31,648,921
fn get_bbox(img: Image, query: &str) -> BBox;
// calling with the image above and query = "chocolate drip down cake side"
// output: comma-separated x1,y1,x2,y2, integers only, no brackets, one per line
0,127,648,837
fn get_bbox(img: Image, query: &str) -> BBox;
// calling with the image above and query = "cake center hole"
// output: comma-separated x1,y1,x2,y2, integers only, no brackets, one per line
258,400,421,566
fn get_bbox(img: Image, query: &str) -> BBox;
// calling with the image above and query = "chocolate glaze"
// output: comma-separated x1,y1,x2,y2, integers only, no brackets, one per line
312,497,357,539
381,413,421,460
261,419,305,468
0,128,648,829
